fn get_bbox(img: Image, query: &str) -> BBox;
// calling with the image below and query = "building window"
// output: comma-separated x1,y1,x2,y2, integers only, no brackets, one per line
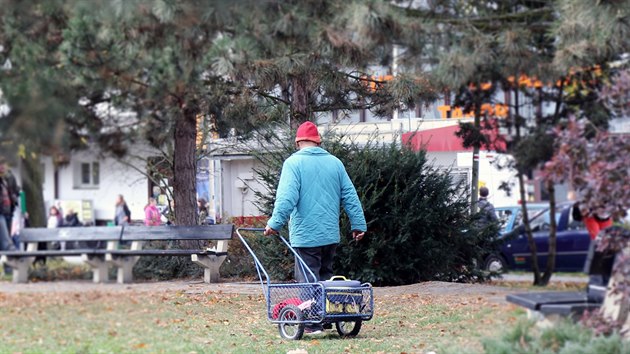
450,168,470,191
74,162,100,189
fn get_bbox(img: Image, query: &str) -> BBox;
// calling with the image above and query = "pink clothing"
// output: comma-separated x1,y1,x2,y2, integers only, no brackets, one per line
144,205,161,226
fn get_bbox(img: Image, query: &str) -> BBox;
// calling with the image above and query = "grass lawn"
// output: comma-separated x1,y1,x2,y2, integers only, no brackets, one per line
0,288,522,353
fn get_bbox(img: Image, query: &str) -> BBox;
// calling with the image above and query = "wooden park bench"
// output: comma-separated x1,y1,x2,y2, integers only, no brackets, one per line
0,224,234,284
103,224,233,284
0,226,123,283
506,238,617,324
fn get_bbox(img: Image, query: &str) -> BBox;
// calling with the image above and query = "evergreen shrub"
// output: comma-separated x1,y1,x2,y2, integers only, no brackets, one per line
252,128,499,286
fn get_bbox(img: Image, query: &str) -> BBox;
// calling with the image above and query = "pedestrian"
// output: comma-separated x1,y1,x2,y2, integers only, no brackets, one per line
144,197,161,226
114,194,131,226
568,190,613,240
576,206,612,241
63,208,82,227
263,121,367,334
47,206,63,228
477,187,499,227
0,157,20,251
197,198,209,225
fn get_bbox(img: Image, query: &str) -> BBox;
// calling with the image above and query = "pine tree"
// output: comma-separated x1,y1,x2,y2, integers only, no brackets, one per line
1,1,266,225
396,0,630,285
0,1,77,226
209,0,435,127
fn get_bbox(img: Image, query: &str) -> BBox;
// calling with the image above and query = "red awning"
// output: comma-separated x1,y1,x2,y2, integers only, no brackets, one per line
402,124,505,152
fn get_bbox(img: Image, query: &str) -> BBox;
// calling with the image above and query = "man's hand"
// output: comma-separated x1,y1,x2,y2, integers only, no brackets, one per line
352,230,365,242
264,225,278,236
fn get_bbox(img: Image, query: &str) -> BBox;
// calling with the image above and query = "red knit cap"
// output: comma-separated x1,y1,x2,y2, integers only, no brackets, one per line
295,121,321,144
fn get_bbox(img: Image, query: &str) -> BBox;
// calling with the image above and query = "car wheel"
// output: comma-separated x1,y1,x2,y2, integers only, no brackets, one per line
484,254,507,273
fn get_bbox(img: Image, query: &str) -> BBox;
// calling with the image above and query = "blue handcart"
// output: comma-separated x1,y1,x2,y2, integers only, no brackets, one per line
236,228,374,340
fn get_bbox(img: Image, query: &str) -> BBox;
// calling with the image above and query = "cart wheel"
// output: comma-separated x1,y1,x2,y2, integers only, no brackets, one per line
278,305,305,340
336,319,362,337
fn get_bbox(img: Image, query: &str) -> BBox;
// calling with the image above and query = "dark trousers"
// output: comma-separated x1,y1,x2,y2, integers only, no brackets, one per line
294,243,337,283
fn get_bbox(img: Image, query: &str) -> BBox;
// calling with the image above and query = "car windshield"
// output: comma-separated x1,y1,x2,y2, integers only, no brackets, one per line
528,207,562,232
496,204,549,234
513,206,547,227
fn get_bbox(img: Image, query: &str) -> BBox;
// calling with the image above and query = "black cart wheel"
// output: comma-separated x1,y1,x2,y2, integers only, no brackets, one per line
278,305,305,340
336,319,362,337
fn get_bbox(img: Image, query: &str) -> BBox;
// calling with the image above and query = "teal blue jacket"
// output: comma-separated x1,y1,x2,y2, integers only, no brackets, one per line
267,147,367,247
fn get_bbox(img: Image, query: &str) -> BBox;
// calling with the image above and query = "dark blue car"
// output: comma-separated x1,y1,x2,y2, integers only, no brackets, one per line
484,202,591,272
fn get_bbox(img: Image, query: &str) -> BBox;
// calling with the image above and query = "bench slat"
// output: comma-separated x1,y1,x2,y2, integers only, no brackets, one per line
506,291,589,311
18,227,123,242
0,250,101,257
121,224,234,241
539,303,601,317
104,249,227,256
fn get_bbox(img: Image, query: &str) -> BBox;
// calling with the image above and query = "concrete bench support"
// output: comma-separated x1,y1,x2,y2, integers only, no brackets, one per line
82,255,109,283
191,240,228,283
82,241,118,283
1,242,39,283
1,255,32,283
107,241,144,284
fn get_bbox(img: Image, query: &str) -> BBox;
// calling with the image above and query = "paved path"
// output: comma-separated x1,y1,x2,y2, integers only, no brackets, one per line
0,274,583,303
499,273,588,283
0,280,512,302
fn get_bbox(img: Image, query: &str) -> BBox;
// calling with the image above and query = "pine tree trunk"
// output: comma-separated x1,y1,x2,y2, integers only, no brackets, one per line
173,106,198,226
470,101,481,214
290,73,311,128
513,86,542,285
541,181,557,285
21,155,46,227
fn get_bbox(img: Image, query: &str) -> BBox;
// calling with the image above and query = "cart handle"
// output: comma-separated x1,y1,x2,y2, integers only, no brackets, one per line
235,227,319,284
235,227,271,300
328,275,349,281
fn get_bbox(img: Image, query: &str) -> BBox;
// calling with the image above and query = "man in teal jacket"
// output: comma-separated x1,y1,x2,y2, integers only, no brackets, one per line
264,121,367,284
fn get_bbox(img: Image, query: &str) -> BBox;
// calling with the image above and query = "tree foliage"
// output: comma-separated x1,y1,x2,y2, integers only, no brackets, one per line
543,68,630,218
0,0,270,225
210,0,436,126
395,0,630,286
1,0,436,226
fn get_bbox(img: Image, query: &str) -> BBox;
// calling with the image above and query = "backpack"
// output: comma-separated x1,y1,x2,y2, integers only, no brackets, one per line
124,203,131,220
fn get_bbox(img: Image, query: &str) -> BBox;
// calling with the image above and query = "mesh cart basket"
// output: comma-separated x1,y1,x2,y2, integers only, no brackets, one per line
236,228,374,340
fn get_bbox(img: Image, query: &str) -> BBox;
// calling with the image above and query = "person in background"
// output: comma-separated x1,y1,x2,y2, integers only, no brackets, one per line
47,206,63,228
568,190,613,240
162,199,175,225
0,157,19,251
0,209,15,252
478,187,499,227
144,197,161,226
576,206,612,241
63,208,82,227
0,158,18,275
114,194,131,226
197,198,209,225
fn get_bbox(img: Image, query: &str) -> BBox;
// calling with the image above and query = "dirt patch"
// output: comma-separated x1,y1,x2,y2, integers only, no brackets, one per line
375,281,511,303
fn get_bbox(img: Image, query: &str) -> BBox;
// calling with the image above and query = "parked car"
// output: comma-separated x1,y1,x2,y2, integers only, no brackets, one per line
484,202,591,273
